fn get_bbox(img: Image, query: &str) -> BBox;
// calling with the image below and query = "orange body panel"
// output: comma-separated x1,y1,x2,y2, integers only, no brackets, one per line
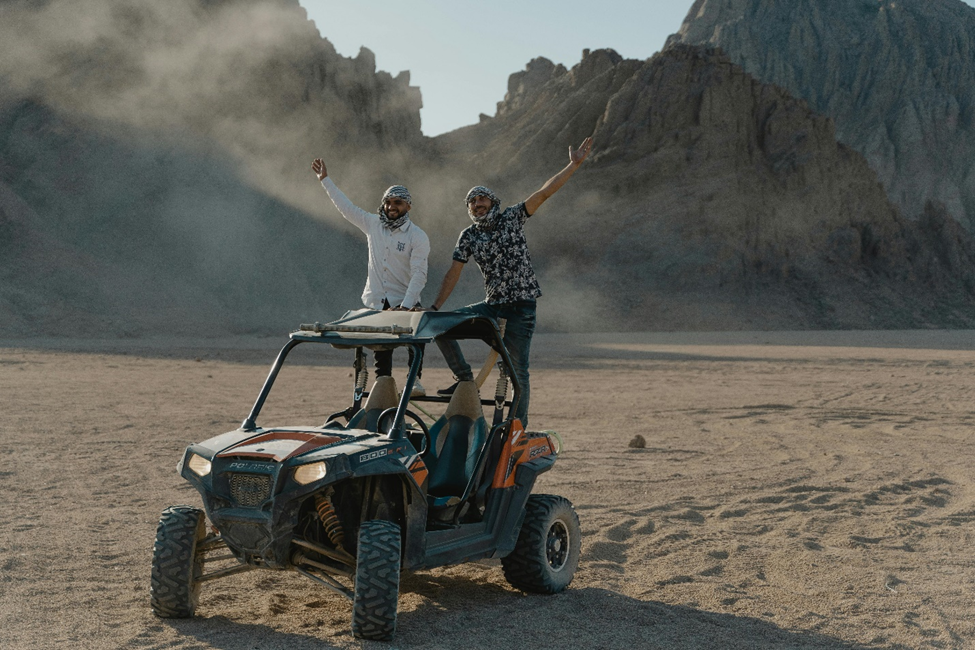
408,457,429,490
491,420,554,489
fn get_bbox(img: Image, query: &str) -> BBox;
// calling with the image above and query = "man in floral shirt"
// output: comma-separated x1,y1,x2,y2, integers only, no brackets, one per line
429,137,593,425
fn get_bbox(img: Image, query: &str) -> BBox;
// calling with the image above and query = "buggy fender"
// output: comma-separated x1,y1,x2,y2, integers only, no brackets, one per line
348,449,430,561
349,445,428,495
491,456,557,558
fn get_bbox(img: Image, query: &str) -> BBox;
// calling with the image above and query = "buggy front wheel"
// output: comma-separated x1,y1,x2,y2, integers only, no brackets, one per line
502,494,581,594
351,520,401,641
150,505,206,617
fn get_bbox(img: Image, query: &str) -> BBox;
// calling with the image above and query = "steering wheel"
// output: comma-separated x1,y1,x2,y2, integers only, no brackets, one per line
377,408,431,455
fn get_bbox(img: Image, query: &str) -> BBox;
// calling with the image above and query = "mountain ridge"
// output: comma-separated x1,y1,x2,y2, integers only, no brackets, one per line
2,0,974,335
670,0,975,230
440,44,975,329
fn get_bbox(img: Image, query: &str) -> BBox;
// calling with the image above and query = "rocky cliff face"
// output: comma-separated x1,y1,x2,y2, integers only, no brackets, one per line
0,0,428,335
0,0,427,206
669,0,975,231
437,45,975,329
3,0,974,335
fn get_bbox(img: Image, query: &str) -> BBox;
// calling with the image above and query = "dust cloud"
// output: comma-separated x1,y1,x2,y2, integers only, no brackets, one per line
0,0,477,335
0,0,643,335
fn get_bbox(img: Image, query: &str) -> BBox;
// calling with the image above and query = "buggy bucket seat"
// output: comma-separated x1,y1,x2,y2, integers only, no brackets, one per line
346,376,398,432
423,380,487,508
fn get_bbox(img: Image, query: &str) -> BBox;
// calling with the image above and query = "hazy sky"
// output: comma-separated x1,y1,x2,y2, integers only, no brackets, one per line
299,0,975,137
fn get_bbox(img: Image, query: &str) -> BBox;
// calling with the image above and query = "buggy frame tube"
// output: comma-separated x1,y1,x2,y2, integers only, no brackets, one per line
242,339,301,430
295,566,354,600
388,343,424,441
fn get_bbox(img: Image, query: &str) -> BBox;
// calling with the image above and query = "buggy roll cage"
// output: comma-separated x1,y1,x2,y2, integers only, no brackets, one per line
241,309,522,437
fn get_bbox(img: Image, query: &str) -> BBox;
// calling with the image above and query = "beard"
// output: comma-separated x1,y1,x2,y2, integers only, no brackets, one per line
379,207,409,230
469,202,500,230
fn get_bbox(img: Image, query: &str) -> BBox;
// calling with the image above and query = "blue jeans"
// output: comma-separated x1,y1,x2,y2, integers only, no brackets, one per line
436,300,536,425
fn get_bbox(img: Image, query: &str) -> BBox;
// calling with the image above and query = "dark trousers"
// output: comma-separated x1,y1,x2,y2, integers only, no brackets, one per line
374,345,424,378
435,300,536,425
375,298,424,378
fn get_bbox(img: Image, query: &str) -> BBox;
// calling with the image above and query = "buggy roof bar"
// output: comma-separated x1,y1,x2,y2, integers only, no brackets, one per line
299,323,414,335
290,309,503,348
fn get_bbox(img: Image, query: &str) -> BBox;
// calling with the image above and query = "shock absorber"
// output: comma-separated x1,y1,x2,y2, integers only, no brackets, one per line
493,362,508,426
353,349,368,409
315,489,345,549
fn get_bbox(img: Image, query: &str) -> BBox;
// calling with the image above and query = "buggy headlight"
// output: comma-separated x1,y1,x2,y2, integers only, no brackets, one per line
294,461,327,485
188,453,212,477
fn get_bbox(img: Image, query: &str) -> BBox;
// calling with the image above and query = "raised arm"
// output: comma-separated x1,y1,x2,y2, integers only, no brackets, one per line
524,137,593,216
311,157,372,232
430,259,465,311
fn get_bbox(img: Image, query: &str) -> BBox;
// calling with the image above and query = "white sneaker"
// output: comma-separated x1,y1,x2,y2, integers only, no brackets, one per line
411,380,426,398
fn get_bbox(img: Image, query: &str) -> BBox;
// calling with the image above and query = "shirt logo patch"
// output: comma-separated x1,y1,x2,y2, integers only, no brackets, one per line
397,241,406,252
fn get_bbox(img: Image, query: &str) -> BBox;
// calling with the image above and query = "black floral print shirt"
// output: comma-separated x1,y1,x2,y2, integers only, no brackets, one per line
452,202,542,304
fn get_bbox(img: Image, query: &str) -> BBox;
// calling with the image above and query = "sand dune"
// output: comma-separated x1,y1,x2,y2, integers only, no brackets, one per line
2,331,974,649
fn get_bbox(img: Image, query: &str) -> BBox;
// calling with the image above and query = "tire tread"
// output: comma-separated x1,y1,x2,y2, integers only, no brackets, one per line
150,505,205,618
501,494,581,594
352,520,401,641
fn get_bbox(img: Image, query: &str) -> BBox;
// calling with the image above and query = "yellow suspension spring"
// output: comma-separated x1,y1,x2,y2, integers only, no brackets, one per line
314,491,345,548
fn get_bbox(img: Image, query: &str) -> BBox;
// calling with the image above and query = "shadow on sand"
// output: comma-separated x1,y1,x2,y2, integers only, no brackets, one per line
161,574,887,650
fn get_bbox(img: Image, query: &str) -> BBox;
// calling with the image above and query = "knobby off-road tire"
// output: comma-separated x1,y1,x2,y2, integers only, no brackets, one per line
150,505,206,618
502,494,581,594
351,520,401,641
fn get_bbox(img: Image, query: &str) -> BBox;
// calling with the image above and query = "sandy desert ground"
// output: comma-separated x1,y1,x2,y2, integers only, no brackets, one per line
2,330,975,649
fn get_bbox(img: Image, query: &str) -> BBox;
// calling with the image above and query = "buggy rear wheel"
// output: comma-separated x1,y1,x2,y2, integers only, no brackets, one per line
150,505,206,618
501,494,581,594
351,520,401,641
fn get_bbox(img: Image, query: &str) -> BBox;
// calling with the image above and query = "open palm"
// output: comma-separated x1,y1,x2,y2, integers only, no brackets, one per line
570,137,593,164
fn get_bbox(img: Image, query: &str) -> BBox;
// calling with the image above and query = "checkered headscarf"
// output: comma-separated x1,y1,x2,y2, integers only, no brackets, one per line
379,185,412,230
465,186,501,230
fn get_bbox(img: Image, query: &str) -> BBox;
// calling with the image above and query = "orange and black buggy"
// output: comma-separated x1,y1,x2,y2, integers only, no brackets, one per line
149,309,580,641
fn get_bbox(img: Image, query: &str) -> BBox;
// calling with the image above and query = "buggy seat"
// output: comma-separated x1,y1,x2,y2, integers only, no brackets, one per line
423,381,487,508
346,376,398,432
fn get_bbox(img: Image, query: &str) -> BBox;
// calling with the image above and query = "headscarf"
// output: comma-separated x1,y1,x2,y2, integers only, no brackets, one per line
378,185,412,230
465,185,501,230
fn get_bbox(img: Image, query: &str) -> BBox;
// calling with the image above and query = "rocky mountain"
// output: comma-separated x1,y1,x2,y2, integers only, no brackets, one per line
437,45,975,329
0,0,429,336
669,0,975,231
2,0,974,335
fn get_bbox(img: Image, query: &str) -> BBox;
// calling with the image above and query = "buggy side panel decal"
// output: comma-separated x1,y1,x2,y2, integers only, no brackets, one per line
528,438,552,460
491,420,553,489
492,420,526,489
407,457,429,490
359,448,389,463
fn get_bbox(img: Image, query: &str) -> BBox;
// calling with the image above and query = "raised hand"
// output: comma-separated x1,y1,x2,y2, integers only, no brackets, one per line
311,158,328,180
569,137,593,165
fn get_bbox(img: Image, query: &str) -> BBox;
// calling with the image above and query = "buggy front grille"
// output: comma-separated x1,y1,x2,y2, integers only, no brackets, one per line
230,473,272,507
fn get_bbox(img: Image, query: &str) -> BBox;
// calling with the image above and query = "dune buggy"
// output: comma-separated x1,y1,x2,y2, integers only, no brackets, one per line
150,309,580,641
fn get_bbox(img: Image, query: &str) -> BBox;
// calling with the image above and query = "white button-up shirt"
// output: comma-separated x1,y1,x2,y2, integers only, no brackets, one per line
321,177,430,310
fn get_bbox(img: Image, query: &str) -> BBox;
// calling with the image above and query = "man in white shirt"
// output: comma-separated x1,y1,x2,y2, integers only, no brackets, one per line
312,157,431,395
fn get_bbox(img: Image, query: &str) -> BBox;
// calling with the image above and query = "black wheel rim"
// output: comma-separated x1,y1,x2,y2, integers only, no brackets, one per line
546,519,570,571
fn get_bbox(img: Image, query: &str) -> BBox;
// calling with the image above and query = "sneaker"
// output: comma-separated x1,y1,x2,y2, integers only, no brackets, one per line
437,381,459,397
411,379,426,398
